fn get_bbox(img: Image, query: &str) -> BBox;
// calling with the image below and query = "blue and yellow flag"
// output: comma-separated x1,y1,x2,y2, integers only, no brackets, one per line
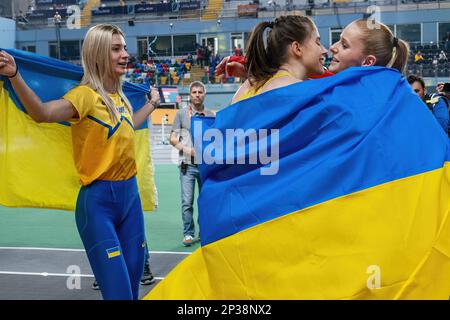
146,67,450,299
0,49,156,211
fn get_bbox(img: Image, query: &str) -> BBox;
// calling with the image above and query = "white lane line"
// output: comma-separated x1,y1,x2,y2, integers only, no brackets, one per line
0,247,191,255
0,271,94,278
0,270,164,280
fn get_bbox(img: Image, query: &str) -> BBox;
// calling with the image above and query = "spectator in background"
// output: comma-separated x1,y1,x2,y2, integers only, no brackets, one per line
443,32,450,51
438,50,448,63
196,46,204,68
209,53,221,83
414,51,424,64
432,55,438,68
204,44,212,67
169,81,215,247
234,44,243,56
407,74,449,135
186,53,193,65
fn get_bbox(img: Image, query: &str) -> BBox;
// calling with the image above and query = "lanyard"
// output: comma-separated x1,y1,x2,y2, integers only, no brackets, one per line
188,105,205,119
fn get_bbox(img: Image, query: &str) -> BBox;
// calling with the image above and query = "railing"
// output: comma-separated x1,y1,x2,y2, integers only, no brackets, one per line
18,0,450,29
125,70,243,86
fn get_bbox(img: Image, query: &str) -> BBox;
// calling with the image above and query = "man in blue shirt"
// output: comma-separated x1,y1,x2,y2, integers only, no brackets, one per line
407,75,449,135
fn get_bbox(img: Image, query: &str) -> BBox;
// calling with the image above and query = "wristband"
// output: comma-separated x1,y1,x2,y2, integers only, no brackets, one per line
8,65,18,79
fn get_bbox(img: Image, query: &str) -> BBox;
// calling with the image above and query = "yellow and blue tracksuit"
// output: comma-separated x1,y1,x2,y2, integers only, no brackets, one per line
64,85,145,300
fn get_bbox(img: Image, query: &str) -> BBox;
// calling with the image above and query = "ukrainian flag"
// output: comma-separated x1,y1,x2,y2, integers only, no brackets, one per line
106,246,121,259
0,49,156,211
145,67,450,299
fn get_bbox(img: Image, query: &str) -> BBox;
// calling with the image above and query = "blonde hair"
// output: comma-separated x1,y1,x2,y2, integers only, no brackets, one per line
80,24,132,123
352,19,410,73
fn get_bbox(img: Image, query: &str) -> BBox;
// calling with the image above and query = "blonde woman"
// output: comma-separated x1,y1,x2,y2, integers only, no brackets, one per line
328,19,409,74
0,24,160,300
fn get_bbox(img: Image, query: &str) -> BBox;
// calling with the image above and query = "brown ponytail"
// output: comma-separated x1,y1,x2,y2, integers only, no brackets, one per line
245,21,277,90
245,15,315,90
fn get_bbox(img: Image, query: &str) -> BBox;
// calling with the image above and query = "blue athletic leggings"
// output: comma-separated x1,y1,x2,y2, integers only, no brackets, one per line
75,176,146,300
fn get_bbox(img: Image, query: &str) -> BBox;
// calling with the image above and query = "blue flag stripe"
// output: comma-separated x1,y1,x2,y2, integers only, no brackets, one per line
0,48,149,129
193,66,450,246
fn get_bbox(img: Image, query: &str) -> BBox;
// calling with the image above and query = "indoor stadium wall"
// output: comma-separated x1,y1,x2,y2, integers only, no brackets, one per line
0,16,16,49
15,8,450,55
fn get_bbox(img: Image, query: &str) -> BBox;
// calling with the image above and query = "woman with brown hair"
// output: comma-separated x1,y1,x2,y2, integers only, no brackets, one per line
232,15,328,103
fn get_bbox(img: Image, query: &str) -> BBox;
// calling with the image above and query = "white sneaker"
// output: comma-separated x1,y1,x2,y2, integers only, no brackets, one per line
182,235,194,246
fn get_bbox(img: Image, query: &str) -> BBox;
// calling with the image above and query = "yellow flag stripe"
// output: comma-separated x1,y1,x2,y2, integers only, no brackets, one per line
145,164,450,299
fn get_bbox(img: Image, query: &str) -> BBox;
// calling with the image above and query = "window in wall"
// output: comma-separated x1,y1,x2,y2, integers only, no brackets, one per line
244,32,251,50
59,40,80,61
396,24,421,44
173,35,196,56
438,22,450,43
137,37,148,60
231,32,244,56
49,40,80,61
21,45,36,53
330,28,343,46
49,42,58,59
152,36,172,57
201,36,218,55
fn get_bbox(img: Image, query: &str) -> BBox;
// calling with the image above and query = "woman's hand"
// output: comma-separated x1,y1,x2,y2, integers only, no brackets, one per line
149,86,160,107
215,56,247,79
133,86,161,128
0,50,18,78
214,57,228,77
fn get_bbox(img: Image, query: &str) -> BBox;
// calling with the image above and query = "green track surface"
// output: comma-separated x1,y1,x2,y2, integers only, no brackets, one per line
0,164,200,252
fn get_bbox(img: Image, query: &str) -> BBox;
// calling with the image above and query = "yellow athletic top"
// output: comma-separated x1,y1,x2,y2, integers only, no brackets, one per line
234,71,293,103
63,85,137,186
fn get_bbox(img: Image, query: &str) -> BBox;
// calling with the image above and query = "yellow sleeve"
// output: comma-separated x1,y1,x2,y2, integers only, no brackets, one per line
63,85,96,124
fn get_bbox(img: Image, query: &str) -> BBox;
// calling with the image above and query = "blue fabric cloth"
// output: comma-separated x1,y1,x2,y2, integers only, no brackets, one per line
0,48,150,129
192,66,450,246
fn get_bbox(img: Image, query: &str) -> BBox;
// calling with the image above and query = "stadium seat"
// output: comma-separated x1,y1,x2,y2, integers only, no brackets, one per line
422,68,435,77
437,69,448,77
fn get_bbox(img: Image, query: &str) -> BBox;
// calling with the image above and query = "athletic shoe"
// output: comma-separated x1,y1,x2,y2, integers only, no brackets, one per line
182,235,194,246
92,280,100,290
140,263,156,285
